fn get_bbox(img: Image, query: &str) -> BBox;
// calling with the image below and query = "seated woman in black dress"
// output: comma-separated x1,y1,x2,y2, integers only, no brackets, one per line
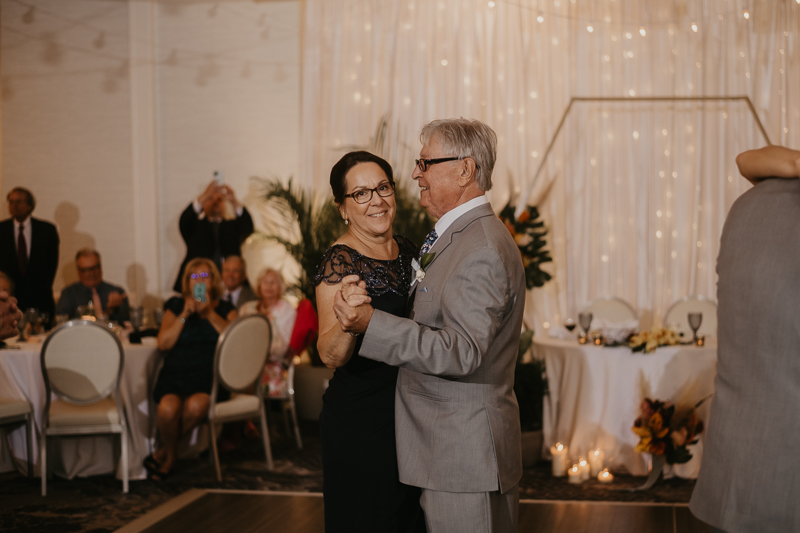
145,257,236,480
315,151,425,532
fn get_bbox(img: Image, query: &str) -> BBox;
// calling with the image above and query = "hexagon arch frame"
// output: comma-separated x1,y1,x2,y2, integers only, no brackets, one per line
518,95,772,214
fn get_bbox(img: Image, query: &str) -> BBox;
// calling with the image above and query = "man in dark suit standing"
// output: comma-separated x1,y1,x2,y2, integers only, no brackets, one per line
0,187,59,321
173,181,254,292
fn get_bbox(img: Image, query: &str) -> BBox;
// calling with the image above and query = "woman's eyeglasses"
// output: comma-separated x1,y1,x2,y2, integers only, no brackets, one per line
344,183,395,204
190,272,210,279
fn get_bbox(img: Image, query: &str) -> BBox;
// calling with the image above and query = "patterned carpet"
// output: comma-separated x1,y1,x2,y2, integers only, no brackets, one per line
0,421,697,533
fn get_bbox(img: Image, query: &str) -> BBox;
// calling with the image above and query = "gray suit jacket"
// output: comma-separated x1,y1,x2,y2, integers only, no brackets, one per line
690,178,800,532
360,202,526,494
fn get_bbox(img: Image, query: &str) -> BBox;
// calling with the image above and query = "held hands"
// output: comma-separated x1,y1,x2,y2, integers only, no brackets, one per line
333,275,374,335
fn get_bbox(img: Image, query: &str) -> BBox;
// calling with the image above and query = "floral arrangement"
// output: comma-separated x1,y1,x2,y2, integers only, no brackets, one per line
632,398,705,465
628,327,681,353
499,203,552,289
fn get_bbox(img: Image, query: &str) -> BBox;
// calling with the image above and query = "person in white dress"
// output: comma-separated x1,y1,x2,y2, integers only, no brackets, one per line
239,268,297,396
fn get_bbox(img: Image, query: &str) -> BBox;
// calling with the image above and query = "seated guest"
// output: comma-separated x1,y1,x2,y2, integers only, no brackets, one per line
56,248,130,323
0,271,13,296
221,255,256,310
0,272,22,341
240,268,296,396
145,258,236,481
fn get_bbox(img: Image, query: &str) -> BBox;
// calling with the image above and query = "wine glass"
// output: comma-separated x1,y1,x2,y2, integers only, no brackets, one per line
153,307,164,328
564,318,576,335
35,312,50,334
687,312,703,344
578,312,593,336
130,306,144,330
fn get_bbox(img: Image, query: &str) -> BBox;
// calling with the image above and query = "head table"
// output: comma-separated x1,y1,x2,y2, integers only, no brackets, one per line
536,336,716,478
0,336,166,481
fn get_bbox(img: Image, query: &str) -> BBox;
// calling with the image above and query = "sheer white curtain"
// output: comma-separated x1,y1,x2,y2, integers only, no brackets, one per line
301,0,800,331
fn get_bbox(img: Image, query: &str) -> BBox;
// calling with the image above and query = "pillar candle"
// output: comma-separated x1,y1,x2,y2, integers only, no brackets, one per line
568,464,582,484
589,449,605,477
578,457,590,481
597,469,614,483
550,443,569,477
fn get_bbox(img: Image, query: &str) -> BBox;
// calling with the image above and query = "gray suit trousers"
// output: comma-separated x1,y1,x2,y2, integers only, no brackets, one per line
420,484,519,533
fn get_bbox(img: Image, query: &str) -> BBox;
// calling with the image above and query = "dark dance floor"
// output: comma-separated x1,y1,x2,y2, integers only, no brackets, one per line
0,420,709,532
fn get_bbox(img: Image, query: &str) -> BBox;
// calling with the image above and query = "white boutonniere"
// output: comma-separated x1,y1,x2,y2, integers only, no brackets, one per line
411,253,436,286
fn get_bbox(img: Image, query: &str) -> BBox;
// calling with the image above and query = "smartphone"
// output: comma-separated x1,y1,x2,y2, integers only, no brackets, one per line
193,283,207,303
213,170,224,185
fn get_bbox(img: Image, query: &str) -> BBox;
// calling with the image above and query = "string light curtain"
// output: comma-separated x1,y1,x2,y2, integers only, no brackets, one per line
301,0,800,331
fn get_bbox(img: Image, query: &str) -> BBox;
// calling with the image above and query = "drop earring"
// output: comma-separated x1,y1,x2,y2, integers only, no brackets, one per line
344,218,349,225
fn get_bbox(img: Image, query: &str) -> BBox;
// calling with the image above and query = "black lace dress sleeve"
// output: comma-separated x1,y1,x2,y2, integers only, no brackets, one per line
314,244,363,286
314,235,417,298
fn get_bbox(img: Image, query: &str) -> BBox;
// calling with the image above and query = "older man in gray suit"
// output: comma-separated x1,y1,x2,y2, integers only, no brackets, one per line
690,145,800,533
334,118,526,532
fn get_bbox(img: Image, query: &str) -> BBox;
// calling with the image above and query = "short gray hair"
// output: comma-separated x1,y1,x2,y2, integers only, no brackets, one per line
75,248,101,262
420,118,497,191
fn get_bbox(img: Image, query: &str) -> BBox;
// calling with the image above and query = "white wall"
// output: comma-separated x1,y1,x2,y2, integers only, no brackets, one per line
1,0,301,313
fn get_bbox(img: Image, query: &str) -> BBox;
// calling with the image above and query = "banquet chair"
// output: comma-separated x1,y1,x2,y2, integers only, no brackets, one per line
40,320,127,496
0,398,35,477
264,359,303,450
581,296,638,324
664,296,718,340
207,314,273,481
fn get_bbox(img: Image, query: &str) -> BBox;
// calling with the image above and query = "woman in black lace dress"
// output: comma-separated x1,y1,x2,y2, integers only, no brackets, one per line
315,151,426,533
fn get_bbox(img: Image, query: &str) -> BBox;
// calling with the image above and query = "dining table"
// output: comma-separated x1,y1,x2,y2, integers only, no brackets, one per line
0,335,163,481
536,335,717,478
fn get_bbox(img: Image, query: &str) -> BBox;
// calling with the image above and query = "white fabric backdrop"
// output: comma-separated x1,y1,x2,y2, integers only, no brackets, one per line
301,0,800,330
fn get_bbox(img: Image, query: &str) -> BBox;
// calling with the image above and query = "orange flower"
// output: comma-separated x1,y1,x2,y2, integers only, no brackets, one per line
519,210,530,223
649,440,666,455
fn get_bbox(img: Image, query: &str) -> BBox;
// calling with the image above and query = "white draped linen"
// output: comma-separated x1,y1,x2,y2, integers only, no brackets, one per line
538,336,716,477
0,340,159,480
301,0,800,330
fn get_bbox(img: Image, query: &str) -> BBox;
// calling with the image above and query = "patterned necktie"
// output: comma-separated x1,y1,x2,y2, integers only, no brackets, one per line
17,224,27,276
419,229,438,259
92,288,104,318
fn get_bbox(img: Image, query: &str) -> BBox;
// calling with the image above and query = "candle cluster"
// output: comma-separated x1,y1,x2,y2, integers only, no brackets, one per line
553,443,613,484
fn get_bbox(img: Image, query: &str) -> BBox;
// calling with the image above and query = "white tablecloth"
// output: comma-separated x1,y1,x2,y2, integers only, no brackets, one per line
0,338,160,480
537,336,716,477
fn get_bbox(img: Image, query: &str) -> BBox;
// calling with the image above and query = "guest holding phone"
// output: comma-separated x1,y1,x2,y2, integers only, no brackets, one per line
146,258,236,481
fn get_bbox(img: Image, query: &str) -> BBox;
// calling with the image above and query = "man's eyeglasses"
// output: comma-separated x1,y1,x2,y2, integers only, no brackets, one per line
415,156,479,173
344,183,395,204
77,264,100,274
190,272,210,279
